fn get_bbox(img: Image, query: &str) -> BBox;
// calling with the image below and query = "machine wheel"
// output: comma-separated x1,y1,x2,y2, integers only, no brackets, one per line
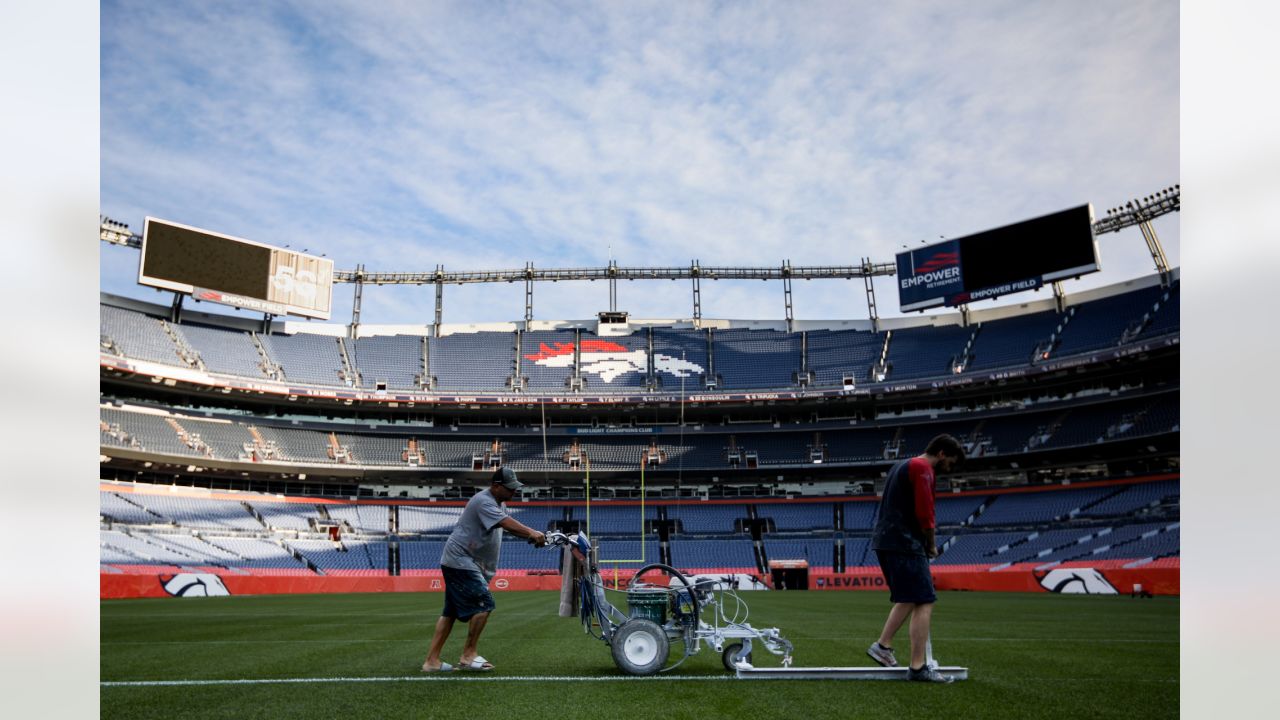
722,642,753,671
610,619,669,676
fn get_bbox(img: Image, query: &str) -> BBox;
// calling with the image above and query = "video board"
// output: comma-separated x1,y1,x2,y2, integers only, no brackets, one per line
896,204,1098,312
139,218,334,319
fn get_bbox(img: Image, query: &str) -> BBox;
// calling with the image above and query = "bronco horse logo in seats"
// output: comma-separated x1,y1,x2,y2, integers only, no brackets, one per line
524,340,704,383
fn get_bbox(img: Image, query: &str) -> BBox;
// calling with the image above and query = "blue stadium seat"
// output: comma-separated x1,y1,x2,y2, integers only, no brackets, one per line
351,335,424,390
883,324,971,380
521,330,579,390
806,329,883,387
178,322,267,378
259,333,346,386
1052,285,1164,357
100,305,185,366
574,332,651,390
431,332,514,391
967,310,1061,371
651,329,710,390
712,329,801,389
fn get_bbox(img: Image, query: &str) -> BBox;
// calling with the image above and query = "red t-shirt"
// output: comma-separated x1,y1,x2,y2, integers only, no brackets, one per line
907,456,936,530
871,455,937,554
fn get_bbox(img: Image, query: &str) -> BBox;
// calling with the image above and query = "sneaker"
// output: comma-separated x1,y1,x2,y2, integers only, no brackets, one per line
908,665,955,684
866,642,898,668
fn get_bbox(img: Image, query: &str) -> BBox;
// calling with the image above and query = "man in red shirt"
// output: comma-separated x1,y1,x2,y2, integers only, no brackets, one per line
866,434,965,683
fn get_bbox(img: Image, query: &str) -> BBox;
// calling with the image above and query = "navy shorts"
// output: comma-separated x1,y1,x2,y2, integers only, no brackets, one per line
875,550,937,605
441,566,495,621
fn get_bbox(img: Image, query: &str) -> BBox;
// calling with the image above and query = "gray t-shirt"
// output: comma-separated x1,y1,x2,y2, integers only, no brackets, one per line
440,488,508,582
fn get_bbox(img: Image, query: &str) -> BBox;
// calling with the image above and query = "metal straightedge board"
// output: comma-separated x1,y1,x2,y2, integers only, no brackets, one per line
735,665,969,681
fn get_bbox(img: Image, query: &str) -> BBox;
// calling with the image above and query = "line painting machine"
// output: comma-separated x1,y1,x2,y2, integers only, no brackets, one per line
544,531,968,681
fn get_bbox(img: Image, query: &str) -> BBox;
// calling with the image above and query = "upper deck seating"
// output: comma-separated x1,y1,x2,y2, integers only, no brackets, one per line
1137,281,1179,339
351,335,423,390
572,331,651,390
100,305,184,366
966,310,1061,372
1053,285,1164,357
521,330,579,390
713,329,801,390
806,328,883,387
883,324,972,380
259,333,347,386
651,329,710,390
178,322,267,378
430,332,513,391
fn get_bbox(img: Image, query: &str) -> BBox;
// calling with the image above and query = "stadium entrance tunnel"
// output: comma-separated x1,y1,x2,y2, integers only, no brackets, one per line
769,567,809,590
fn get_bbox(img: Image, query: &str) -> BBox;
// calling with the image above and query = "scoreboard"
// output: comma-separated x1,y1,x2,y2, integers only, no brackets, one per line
139,218,334,320
896,204,1099,312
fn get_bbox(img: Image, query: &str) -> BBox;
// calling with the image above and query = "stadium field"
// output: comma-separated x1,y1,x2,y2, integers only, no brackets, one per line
101,590,1177,719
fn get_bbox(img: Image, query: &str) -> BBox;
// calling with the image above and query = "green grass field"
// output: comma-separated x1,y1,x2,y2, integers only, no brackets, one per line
101,590,1177,719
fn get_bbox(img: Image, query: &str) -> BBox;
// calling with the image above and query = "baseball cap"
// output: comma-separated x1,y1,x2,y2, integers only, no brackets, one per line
493,466,524,491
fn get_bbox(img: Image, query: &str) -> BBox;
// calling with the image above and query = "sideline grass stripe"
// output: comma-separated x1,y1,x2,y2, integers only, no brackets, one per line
103,675,736,687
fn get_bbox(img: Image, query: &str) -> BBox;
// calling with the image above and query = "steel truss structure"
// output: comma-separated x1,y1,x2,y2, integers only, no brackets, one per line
100,185,1178,331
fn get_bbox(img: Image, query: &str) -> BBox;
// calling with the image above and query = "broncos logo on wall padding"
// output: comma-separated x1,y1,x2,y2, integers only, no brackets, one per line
160,573,231,597
1035,568,1118,595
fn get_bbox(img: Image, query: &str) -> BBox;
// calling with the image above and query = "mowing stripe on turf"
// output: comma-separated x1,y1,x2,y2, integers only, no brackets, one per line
102,675,736,687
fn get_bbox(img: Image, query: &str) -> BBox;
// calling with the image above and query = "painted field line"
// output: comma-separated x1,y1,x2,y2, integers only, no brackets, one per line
103,675,735,687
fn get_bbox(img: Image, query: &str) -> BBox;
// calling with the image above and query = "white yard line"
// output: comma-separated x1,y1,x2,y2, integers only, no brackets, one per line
102,675,736,687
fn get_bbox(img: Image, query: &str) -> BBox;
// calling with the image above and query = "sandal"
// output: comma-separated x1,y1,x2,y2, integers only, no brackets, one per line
458,655,494,672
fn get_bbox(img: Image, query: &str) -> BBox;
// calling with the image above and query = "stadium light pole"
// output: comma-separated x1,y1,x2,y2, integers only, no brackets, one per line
608,260,618,313
1097,185,1179,287
782,260,795,333
525,262,535,323
99,216,140,247
690,260,702,327
350,264,364,339
1052,281,1067,313
433,265,444,334
861,258,880,333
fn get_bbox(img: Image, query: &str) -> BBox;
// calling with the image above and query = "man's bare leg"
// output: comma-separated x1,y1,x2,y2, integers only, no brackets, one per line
459,611,490,665
908,602,935,669
878,602,915,649
423,615,455,670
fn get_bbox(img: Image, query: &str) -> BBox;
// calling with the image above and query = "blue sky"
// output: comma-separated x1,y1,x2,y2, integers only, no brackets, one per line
100,0,1179,326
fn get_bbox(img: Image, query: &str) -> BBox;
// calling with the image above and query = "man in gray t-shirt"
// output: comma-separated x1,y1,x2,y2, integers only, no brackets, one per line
439,480,509,582
423,467,546,673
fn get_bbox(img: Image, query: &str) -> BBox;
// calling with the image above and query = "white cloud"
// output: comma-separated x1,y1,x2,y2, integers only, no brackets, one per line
101,0,1178,324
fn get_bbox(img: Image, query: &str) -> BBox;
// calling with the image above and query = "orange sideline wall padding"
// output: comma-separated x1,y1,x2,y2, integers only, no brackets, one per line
101,573,563,599
807,566,1178,595
102,564,1177,599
